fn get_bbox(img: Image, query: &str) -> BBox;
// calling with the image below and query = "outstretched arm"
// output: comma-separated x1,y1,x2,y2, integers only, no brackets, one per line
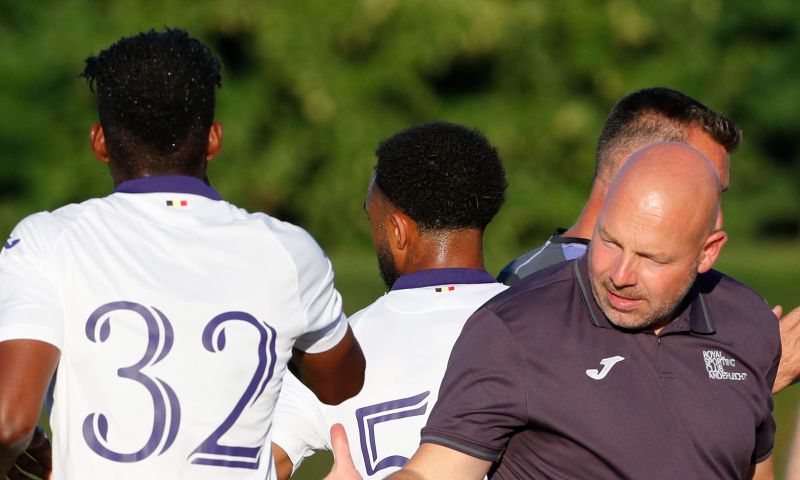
0,340,59,476
322,423,489,480
385,443,490,480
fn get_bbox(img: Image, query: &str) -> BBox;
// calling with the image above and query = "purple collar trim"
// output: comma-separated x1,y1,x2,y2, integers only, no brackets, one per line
114,175,222,201
391,268,496,291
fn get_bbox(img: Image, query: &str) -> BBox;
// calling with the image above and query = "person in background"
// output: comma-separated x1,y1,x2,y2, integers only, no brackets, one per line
498,87,799,396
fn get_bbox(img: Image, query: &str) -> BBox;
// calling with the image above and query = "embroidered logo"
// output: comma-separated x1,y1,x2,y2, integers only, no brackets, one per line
703,350,747,381
3,238,20,249
586,355,625,380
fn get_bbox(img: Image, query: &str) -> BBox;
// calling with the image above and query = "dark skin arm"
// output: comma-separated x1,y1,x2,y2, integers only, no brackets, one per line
0,340,59,477
272,442,293,480
290,325,365,406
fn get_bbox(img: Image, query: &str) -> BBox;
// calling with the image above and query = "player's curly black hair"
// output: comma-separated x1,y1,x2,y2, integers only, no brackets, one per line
374,121,507,232
81,28,222,176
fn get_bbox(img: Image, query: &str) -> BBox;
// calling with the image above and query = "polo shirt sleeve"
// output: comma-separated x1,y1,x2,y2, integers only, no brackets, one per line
272,372,330,472
0,213,64,348
420,307,527,462
277,223,348,354
752,346,780,463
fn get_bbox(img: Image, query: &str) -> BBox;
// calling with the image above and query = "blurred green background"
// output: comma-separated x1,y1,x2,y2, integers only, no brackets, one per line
3,0,798,477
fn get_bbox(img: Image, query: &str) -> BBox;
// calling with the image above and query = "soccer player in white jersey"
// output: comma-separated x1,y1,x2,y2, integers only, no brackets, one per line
0,28,365,480
270,121,509,479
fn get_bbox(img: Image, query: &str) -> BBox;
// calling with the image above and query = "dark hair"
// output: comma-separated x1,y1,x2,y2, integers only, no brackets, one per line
81,28,222,176
374,121,507,232
595,87,741,182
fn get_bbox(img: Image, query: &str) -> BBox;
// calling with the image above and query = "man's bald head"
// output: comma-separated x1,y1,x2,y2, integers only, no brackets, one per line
607,142,722,243
588,142,728,331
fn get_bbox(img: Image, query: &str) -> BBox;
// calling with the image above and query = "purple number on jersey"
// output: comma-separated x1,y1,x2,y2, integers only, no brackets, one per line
82,301,180,462
355,391,430,475
188,311,278,469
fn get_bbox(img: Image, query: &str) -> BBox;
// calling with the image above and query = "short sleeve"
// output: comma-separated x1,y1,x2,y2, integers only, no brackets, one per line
0,213,64,348
752,345,780,463
294,254,348,353
420,308,527,462
272,372,330,471
265,218,348,353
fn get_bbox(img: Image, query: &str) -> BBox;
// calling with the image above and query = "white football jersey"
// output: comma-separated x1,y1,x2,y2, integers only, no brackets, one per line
0,176,349,480
272,269,506,478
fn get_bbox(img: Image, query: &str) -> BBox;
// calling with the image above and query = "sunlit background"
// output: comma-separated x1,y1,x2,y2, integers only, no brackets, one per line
2,1,798,477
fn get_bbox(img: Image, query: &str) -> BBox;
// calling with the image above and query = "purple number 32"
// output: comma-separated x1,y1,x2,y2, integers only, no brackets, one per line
82,302,276,470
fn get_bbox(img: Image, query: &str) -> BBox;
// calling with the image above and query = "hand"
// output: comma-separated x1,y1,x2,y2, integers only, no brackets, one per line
773,305,800,394
323,424,362,480
7,426,51,480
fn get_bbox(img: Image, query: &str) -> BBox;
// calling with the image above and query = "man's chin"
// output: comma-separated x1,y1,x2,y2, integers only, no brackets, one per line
604,308,655,331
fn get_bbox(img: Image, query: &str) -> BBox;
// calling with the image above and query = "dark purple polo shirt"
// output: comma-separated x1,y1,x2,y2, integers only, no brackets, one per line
421,256,780,479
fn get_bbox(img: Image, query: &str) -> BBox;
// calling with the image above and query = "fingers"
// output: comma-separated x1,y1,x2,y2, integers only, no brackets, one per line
324,424,362,480
772,304,783,319
8,426,51,480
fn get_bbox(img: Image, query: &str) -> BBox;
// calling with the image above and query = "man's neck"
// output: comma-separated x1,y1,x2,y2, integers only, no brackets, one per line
405,229,486,274
563,182,607,240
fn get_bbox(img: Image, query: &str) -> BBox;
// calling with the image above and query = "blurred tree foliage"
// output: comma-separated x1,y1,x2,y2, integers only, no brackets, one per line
0,0,798,257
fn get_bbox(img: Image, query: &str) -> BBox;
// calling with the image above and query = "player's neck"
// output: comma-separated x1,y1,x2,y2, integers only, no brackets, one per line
563,183,606,240
405,229,486,273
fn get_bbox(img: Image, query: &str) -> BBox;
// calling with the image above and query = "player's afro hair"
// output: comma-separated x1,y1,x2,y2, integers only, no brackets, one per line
81,28,222,176
374,122,507,232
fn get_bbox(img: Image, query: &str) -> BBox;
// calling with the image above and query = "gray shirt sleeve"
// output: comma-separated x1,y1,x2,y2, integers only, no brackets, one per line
420,308,527,461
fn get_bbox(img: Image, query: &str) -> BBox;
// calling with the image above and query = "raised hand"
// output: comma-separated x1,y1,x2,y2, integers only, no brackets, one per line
773,305,800,394
323,424,362,480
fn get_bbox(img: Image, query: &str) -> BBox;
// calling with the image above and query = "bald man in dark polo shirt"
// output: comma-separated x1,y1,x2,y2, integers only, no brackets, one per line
327,142,778,480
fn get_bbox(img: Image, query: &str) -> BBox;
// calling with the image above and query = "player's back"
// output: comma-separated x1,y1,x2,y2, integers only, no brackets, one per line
1,178,346,479
273,269,506,478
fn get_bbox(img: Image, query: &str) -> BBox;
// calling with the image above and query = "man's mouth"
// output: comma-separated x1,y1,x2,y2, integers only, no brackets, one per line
607,290,644,311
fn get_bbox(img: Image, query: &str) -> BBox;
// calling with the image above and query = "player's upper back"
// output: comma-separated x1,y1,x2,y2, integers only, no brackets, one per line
0,176,347,479
273,268,506,478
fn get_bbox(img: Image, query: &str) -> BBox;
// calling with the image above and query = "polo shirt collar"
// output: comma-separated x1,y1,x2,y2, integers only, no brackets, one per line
391,268,496,291
573,255,715,335
114,175,223,201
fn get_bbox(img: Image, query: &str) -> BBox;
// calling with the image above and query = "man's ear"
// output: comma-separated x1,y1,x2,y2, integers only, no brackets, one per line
206,122,222,161
697,230,728,274
386,211,419,274
89,122,109,164
387,211,412,251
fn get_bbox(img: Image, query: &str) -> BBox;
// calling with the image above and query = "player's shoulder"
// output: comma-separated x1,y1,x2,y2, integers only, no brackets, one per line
490,260,575,311
699,269,780,354
497,241,550,284
3,201,100,255
246,211,322,250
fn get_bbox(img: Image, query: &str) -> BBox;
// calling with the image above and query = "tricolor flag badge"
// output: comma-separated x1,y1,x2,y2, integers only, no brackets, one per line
435,286,456,293
166,200,189,207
